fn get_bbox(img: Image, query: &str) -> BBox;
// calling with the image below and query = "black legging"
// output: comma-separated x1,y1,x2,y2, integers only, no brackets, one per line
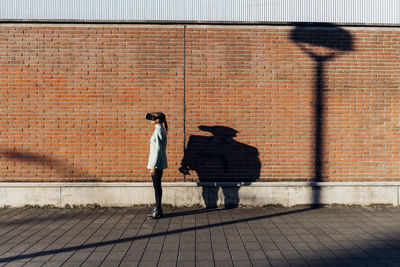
151,169,163,210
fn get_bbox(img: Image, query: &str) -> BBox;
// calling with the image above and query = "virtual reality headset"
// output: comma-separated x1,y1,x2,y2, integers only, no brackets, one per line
145,112,165,121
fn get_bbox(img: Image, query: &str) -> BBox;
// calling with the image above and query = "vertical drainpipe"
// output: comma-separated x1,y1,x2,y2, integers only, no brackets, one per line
397,185,399,206
183,25,187,182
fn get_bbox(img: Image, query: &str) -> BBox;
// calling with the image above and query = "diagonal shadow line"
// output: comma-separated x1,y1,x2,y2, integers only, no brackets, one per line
0,207,313,262
162,207,224,218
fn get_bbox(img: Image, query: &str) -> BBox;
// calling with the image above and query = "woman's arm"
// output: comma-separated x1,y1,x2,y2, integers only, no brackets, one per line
148,130,164,174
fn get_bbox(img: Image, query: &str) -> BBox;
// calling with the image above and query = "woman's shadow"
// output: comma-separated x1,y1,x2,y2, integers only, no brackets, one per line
180,126,261,209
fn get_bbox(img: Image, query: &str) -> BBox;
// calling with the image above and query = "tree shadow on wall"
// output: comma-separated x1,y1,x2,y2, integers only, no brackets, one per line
290,23,354,206
0,148,95,180
179,126,261,209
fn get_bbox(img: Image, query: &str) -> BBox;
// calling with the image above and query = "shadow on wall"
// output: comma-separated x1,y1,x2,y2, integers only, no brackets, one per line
290,23,354,206
0,148,95,180
180,125,261,209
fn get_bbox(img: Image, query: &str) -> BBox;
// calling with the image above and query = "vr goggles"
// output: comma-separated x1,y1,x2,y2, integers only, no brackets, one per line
145,112,165,121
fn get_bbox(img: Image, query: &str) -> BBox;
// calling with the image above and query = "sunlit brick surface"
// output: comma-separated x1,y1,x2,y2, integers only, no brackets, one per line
0,24,399,181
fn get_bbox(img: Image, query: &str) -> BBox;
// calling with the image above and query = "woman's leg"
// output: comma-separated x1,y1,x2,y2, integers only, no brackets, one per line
151,169,163,211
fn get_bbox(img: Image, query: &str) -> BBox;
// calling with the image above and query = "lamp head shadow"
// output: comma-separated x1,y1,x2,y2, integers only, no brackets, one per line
290,23,354,54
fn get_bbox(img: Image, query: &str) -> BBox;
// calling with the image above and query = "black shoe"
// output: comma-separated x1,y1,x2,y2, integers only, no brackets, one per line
150,208,163,219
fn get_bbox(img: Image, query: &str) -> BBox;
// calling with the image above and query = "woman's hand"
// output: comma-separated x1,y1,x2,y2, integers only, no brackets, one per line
150,167,155,176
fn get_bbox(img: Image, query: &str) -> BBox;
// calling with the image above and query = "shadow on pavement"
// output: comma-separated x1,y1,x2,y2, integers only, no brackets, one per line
161,207,224,219
1,207,400,266
0,207,311,262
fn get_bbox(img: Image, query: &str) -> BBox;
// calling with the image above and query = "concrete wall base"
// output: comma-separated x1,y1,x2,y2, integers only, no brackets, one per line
0,182,399,207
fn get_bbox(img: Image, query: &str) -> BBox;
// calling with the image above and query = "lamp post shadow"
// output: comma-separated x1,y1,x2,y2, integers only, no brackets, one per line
290,23,354,207
180,125,261,209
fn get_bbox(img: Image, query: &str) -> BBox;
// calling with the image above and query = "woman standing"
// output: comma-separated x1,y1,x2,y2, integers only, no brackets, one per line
146,112,168,219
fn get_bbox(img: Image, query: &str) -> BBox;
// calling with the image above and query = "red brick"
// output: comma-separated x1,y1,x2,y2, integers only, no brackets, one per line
0,24,398,182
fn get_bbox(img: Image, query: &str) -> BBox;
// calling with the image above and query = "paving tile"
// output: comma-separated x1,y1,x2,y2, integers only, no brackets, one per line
101,261,122,267
196,242,212,251
360,259,387,267
3,261,32,267
247,250,267,261
158,260,177,267
243,241,262,250
228,242,246,250
297,248,320,260
177,251,195,261
28,254,55,262
119,261,139,267
287,259,309,266
213,250,231,261
179,242,195,251
265,250,286,261
49,252,75,262
230,250,250,261
260,242,279,250
196,260,214,266
305,259,325,266
68,252,91,262
41,262,66,267
212,242,229,250
138,260,158,267
176,260,196,267
0,207,399,266
232,260,253,267
18,262,45,267
104,252,126,262
62,261,86,267
215,260,234,267
269,260,290,267
349,249,375,260
140,250,161,262
162,242,179,251
251,260,272,267
196,250,213,261
81,261,104,267
159,250,178,261
379,259,400,267
86,251,109,262
275,241,295,250
280,249,303,260
383,249,400,258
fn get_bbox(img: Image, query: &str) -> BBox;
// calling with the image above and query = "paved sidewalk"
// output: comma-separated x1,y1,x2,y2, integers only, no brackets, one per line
0,206,399,267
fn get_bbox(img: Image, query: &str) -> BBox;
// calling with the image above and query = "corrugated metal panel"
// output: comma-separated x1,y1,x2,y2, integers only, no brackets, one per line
0,0,399,24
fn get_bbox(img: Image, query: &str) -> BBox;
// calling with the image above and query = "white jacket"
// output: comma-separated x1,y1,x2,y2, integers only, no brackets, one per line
147,124,168,169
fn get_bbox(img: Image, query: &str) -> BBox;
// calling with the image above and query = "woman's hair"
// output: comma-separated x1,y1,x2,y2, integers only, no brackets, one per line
156,112,168,133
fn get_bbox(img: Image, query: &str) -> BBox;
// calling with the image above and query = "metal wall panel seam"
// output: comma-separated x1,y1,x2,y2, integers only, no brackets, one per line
0,0,399,24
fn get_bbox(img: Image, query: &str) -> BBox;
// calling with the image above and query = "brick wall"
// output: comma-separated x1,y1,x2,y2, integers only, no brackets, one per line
0,24,399,182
